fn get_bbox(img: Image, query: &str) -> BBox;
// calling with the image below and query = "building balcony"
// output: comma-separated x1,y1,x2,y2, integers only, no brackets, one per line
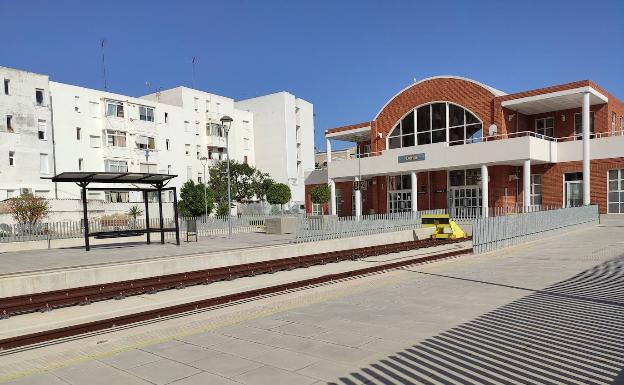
326,131,624,180
205,135,227,148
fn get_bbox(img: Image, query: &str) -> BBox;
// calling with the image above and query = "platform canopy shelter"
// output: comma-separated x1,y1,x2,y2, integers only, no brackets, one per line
45,172,180,251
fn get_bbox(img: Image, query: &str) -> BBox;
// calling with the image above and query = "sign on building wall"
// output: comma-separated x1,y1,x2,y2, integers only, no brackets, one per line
398,153,426,163
353,180,368,191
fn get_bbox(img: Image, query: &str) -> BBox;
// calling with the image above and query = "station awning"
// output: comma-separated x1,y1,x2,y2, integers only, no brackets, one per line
46,172,177,185
501,86,608,115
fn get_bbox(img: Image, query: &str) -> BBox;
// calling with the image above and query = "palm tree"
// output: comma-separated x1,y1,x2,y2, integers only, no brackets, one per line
127,205,143,229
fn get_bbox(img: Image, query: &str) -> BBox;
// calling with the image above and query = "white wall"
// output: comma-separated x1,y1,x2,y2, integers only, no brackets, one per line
0,67,55,200
236,92,315,206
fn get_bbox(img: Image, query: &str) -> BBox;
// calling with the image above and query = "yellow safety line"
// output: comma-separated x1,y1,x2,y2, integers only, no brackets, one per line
0,269,415,383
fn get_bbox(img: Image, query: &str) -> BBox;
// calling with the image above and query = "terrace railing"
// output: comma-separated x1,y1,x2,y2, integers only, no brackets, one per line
472,205,599,254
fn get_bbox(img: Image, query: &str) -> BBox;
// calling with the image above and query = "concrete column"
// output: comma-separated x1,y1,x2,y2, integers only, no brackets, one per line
354,176,362,218
582,92,591,205
523,159,531,212
326,138,332,165
411,171,417,212
481,164,489,217
329,179,336,216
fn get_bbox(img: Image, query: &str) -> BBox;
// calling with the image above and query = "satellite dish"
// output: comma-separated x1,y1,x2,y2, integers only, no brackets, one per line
488,124,498,137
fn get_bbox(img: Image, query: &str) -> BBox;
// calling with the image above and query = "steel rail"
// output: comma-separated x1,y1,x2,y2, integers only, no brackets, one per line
0,239,471,350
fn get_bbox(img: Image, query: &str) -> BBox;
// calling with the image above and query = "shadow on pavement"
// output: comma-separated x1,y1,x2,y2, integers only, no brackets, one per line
330,255,624,385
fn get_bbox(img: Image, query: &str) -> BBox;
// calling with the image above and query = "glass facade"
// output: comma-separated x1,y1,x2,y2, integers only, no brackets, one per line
388,102,482,149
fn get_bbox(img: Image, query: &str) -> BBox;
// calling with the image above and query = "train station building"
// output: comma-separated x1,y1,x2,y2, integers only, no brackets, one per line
305,77,624,216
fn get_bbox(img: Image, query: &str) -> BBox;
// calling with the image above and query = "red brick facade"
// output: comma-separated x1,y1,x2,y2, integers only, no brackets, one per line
307,77,624,215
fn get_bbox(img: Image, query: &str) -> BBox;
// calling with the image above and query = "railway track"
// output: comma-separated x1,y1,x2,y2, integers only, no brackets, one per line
0,238,471,350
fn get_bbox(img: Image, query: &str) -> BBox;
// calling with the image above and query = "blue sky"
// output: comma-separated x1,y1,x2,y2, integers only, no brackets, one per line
2,0,623,150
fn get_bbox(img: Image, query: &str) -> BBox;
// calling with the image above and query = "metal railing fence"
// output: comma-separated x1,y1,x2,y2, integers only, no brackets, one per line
472,205,599,254
292,210,445,243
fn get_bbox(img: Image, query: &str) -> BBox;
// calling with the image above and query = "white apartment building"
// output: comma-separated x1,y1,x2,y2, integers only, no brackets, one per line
0,66,315,210
0,67,55,200
236,92,315,207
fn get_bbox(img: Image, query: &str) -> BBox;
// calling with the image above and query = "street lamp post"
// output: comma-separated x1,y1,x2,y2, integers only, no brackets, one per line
220,115,234,238
200,156,208,220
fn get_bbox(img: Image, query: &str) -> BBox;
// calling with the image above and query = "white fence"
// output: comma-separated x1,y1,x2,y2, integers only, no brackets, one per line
293,210,445,243
472,205,599,254
180,214,299,237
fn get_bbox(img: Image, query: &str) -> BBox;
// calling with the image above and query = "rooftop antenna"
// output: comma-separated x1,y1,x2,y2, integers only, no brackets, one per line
101,39,108,90
191,56,198,88
145,81,152,93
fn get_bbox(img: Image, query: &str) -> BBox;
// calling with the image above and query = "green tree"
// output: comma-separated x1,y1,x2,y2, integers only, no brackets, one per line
6,193,50,229
310,184,331,214
252,170,275,200
266,183,291,214
216,202,230,217
208,160,275,203
178,180,214,217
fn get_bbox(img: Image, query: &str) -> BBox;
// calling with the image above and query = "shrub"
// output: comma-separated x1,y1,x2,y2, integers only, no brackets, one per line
266,183,291,214
178,180,214,217
6,193,50,229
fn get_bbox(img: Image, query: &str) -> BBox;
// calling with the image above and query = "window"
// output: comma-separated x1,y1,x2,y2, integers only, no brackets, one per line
105,191,130,203
186,166,192,181
388,102,481,149
9,151,15,166
205,100,210,112
621,116,624,133
139,163,157,173
244,138,250,150
530,175,542,206
78,158,84,171
89,101,99,117
167,165,172,174
34,190,49,198
136,135,155,150
195,121,200,135
105,159,128,172
89,135,101,148
164,112,169,123
244,155,248,164
39,154,49,174
207,123,225,137
387,174,412,213
165,139,170,150
573,112,595,137
184,121,190,132
139,106,154,122
6,115,13,132
185,144,191,156
105,101,124,118
608,169,624,213
76,127,82,140
312,203,322,215
74,96,80,112
449,168,481,187
37,120,47,140
534,117,554,138
105,130,127,147
612,112,617,135
194,97,199,111
215,102,221,113
196,145,201,159
3,79,8,95
198,173,202,183
35,89,44,105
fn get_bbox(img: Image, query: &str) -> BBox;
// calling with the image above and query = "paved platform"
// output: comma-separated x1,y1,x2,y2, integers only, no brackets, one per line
0,228,436,298
0,217,622,384
0,232,294,276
